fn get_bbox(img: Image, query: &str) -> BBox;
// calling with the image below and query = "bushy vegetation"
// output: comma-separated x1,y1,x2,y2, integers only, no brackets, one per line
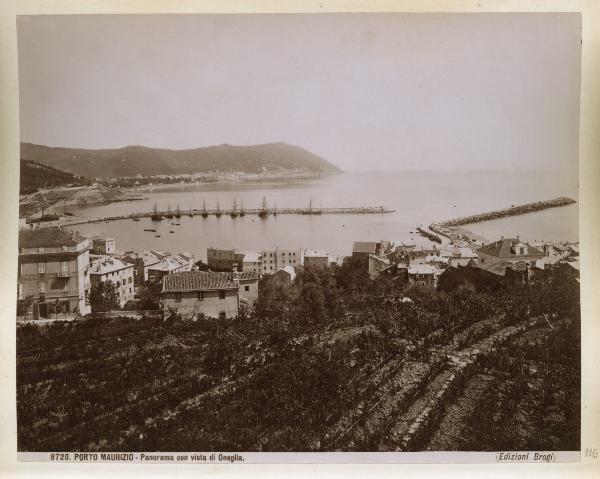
20,159,91,195
17,261,580,451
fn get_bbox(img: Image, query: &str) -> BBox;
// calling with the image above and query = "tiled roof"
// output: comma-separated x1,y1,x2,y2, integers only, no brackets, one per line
353,242,378,254
163,271,238,292
478,238,544,258
237,271,259,281
408,264,436,275
19,227,87,248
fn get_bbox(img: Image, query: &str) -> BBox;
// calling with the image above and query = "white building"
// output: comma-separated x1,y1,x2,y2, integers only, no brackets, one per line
89,255,135,307
240,251,263,275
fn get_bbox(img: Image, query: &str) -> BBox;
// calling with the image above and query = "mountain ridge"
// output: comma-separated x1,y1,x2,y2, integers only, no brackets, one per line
20,142,341,178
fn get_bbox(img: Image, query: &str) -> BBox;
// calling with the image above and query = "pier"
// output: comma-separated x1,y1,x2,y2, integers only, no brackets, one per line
434,197,576,229
60,206,395,226
422,196,577,247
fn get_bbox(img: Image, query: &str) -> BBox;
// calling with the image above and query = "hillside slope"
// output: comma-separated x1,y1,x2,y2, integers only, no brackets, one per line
20,142,341,178
20,159,90,194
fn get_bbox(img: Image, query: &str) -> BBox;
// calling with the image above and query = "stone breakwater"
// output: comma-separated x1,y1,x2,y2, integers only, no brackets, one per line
433,197,576,228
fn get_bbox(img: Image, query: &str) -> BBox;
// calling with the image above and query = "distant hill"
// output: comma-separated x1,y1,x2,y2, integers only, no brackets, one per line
20,142,341,178
20,159,91,194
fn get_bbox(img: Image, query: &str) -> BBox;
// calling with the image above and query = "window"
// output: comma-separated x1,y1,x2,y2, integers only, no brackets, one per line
244,285,250,292
219,290,226,300
128,277,132,284
197,291,204,301
175,292,182,302
38,262,45,274
38,281,46,293
219,311,226,320
61,261,69,275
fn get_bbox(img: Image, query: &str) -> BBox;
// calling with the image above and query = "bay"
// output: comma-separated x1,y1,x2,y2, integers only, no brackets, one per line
69,170,579,260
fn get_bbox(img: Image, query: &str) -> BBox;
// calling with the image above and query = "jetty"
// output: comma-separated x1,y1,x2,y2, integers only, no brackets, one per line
57,205,395,227
416,226,442,244
424,196,577,246
433,197,576,229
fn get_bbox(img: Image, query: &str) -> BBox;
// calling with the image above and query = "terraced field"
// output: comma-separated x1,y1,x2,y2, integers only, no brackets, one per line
17,265,580,452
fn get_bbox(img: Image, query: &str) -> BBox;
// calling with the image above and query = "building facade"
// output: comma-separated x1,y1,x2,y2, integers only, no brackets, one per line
161,271,240,319
303,249,331,268
146,253,195,283
92,237,116,255
89,256,135,307
477,237,545,268
207,247,242,271
18,228,92,318
260,248,301,274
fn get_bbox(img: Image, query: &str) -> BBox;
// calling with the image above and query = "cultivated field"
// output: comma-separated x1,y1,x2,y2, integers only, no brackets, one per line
17,263,580,452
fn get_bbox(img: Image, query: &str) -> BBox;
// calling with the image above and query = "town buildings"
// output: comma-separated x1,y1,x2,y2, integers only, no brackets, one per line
235,269,260,306
260,248,301,274
303,249,332,268
161,271,242,319
122,250,168,283
407,263,437,288
240,252,262,275
18,228,92,318
147,253,195,283
122,250,194,284
92,237,116,255
352,241,392,258
206,247,244,270
89,255,135,307
477,237,545,268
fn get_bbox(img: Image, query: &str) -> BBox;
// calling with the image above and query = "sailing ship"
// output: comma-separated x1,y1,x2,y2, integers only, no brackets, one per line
239,201,246,217
258,197,269,218
151,203,162,221
187,208,194,217
174,203,182,219
201,199,208,218
164,204,174,219
273,201,278,217
215,200,222,218
230,199,238,218
302,196,322,215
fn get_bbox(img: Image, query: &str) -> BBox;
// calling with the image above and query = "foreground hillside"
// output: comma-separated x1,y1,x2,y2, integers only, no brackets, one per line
20,142,341,178
17,263,579,452
20,159,91,195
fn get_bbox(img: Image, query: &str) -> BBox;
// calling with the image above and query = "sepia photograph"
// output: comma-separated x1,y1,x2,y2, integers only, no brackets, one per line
13,11,583,460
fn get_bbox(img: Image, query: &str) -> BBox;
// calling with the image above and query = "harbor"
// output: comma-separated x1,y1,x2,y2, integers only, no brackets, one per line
55,205,396,227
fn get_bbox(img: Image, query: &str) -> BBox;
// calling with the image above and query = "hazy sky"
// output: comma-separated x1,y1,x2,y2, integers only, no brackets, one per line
17,13,581,171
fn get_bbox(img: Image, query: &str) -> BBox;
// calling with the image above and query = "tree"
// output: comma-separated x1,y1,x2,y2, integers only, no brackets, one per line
88,280,120,314
137,280,162,310
17,295,34,317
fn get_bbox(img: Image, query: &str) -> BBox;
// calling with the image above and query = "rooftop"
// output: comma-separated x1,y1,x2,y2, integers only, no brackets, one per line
19,227,87,249
478,238,544,258
242,251,262,263
90,256,133,275
163,271,239,292
353,241,379,254
303,249,330,258
408,264,436,275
